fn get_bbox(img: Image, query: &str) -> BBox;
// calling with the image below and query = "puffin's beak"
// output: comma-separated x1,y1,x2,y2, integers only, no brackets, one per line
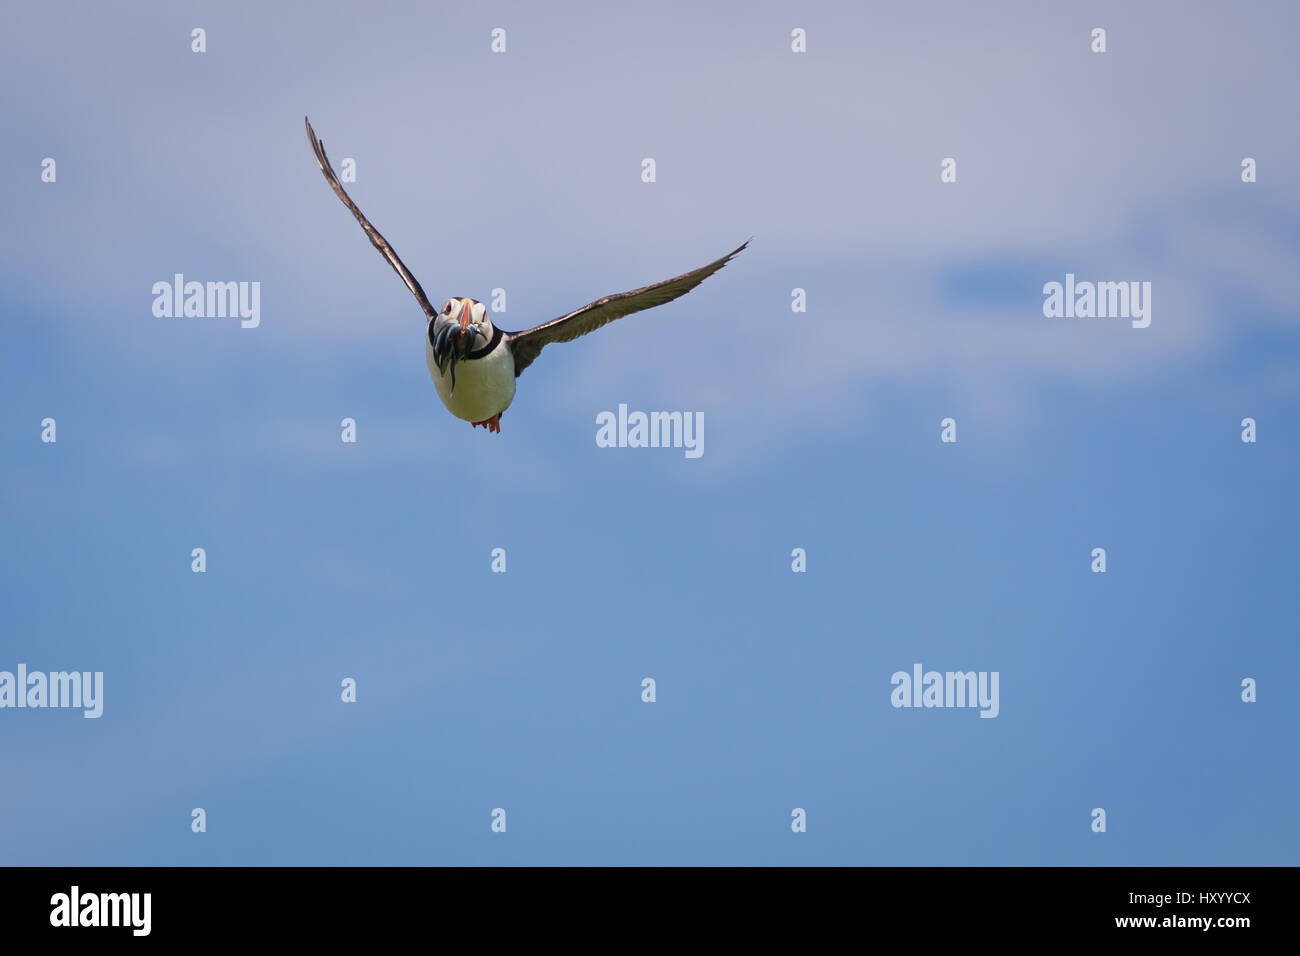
460,302,481,341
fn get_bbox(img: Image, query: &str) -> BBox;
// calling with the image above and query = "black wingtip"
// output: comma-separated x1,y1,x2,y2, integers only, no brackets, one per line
721,238,750,265
305,116,326,156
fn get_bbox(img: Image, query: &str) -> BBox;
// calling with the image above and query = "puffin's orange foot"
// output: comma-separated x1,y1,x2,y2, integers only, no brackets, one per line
471,414,501,433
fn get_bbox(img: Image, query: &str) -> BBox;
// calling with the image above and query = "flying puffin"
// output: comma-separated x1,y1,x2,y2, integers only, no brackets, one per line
306,117,746,432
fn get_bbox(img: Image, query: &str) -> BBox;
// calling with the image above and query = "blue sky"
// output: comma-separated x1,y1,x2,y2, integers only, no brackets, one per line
1,0,1297,864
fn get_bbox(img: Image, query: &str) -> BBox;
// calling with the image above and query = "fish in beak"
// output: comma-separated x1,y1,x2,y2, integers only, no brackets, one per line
433,299,482,392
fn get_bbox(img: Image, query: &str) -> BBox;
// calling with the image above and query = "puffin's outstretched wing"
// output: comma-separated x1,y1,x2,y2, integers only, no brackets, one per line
305,117,438,321
505,241,748,377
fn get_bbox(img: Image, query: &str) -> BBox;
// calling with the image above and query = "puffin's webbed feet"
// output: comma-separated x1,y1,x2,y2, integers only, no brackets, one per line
471,414,502,434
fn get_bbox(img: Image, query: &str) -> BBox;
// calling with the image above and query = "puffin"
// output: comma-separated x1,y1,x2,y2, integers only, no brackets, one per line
306,118,746,432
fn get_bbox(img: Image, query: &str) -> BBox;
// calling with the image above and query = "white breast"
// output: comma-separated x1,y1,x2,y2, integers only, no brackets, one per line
426,335,517,422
